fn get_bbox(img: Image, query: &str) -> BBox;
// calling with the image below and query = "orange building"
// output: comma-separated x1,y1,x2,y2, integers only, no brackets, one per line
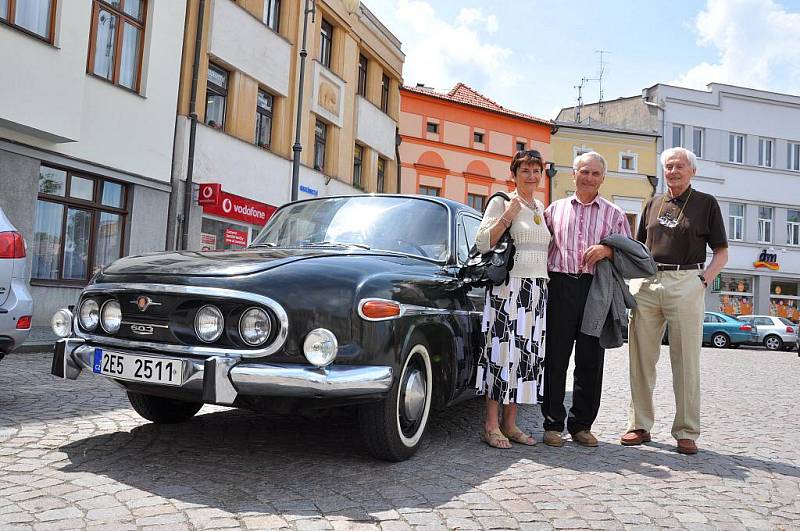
399,83,553,210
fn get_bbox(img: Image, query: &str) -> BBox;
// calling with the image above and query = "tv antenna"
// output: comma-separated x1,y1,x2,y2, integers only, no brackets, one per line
573,50,610,123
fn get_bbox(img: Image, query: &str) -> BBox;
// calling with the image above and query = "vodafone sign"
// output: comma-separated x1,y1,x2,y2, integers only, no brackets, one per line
200,184,276,226
198,183,221,206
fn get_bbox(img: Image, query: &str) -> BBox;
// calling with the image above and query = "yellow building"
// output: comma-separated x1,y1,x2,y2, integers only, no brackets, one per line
170,0,404,250
550,121,659,234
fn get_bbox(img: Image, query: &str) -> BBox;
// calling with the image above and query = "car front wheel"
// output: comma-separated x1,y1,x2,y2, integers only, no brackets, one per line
359,334,433,462
127,391,203,423
764,335,783,351
711,332,730,348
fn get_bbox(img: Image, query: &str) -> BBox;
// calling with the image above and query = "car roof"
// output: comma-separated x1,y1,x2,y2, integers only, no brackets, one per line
738,315,774,319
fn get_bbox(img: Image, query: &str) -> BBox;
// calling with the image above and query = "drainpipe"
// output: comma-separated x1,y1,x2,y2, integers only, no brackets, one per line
180,0,206,250
395,126,401,193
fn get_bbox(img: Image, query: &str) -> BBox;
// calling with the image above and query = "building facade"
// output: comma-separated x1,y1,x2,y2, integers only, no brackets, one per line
171,0,404,251
399,83,552,209
550,121,659,235
0,0,187,323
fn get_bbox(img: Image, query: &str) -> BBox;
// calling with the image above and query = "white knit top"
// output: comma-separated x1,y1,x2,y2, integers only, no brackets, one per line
475,191,551,280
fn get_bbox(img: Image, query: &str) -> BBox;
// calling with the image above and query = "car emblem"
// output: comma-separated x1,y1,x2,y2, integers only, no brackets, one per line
130,323,155,335
131,296,161,312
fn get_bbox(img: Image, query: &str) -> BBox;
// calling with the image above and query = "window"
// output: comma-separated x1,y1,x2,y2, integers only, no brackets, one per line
1,0,56,41
467,193,486,212
758,206,773,243
693,128,704,158
353,144,363,189
788,209,800,246
758,138,773,167
728,203,744,241
357,54,367,97
729,133,745,163
426,122,438,134
619,153,636,172
263,0,280,32
516,141,526,152
377,157,386,193
625,213,637,236
255,89,273,149
672,124,683,148
320,19,333,68
473,132,484,144
205,63,228,129
314,119,327,171
457,216,481,263
788,142,800,171
32,165,127,283
418,186,439,197
714,273,754,316
380,74,390,113
88,0,146,91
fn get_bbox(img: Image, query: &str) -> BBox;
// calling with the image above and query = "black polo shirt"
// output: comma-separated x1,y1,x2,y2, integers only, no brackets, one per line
636,186,728,265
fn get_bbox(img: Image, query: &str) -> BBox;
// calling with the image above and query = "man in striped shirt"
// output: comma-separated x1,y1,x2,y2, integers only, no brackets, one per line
541,152,632,448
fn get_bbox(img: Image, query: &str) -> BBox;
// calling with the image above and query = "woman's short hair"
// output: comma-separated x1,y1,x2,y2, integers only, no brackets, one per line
572,151,607,174
511,149,545,174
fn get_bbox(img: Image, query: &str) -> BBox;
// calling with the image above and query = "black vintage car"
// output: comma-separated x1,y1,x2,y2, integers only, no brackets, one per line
51,195,488,461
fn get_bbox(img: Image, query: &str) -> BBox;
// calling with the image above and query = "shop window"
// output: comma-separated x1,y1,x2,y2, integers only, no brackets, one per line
377,157,386,193
314,119,327,171
758,206,773,243
714,273,754,316
255,89,273,149
381,74,390,113
770,280,800,322
357,54,367,97
352,144,363,189
205,63,228,129
728,203,744,241
419,185,439,197
32,165,127,283
88,0,146,91
2,0,56,42
320,19,333,69
201,217,251,251
467,193,486,212
263,0,280,32
787,209,800,246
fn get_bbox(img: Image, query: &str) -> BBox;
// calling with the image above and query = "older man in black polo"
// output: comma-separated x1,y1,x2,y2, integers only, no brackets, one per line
622,147,728,455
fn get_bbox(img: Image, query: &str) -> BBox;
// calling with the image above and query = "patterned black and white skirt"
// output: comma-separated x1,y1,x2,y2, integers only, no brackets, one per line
475,276,548,404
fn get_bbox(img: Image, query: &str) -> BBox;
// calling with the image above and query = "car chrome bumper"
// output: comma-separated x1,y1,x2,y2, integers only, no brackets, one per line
52,339,393,406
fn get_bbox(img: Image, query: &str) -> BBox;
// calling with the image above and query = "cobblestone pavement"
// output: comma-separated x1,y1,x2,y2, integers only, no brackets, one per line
1,345,799,530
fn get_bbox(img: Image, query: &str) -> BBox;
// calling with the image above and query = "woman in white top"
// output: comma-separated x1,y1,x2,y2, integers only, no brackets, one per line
474,150,552,449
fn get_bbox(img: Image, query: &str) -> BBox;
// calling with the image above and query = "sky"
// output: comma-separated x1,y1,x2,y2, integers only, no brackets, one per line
361,0,800,120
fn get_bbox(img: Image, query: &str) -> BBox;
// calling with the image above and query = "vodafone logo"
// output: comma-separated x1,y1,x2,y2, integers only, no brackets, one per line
201,186,214,200
222,197,233,214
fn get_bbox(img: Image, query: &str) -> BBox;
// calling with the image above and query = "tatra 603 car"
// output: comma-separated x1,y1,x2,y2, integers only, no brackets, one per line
51,195,487,461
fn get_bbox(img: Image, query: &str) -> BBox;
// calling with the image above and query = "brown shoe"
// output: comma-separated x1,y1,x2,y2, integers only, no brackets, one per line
620,429,651,446
543,430,564,447
571,430,598,447
676,439,698,455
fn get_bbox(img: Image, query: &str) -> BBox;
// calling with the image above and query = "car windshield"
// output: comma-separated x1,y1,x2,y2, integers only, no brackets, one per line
251,196,450,261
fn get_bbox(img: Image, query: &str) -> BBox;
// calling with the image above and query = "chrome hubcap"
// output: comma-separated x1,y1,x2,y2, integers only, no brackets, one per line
714,336,726,347
403,369,426,422
767,338,779,349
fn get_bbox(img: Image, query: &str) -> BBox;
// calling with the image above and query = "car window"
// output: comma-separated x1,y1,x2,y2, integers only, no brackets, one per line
703,314,714,323
779,317,795,326
754,317,772,326
457,215,481,263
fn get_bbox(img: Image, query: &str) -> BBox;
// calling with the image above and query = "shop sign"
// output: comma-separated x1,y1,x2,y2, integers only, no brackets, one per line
224,228,248,247
754,249,779,270
198,183,222,206
202,188,277,226
300,185,319,196
200,233,217,251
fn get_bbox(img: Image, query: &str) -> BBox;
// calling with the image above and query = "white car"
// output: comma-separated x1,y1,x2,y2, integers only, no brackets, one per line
0,208,33,358
737,314,799,351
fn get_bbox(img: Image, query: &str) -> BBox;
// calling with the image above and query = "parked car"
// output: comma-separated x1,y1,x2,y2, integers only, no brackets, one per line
0,207,33,359
702,311,757,348
50,195,488,461
737,314,798,351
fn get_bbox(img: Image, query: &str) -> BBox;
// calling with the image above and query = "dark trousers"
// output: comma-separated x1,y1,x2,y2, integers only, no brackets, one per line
542,272,605,435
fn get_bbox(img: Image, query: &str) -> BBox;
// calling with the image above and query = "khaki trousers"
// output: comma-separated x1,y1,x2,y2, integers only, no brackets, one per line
627,270,705,441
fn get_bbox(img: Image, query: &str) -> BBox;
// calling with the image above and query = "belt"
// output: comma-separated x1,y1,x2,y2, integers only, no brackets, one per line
656,263,703,271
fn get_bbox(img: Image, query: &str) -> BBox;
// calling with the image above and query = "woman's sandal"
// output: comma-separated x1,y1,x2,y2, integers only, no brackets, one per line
501,426,537,446
481,428,512,449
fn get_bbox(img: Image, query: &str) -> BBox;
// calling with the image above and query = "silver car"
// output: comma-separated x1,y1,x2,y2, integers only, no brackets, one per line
737,314,799,351
0,208,33,358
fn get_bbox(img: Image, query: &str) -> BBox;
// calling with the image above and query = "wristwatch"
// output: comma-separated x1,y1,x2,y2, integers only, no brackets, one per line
698,274,708,287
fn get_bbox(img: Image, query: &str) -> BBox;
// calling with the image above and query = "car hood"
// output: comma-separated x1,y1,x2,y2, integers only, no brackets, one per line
101,247,430,277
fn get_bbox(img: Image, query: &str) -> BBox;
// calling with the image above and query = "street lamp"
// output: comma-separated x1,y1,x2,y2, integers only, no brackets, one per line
290,0,361,202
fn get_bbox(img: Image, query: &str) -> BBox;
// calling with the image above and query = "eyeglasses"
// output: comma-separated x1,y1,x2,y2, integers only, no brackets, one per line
517,149,542,158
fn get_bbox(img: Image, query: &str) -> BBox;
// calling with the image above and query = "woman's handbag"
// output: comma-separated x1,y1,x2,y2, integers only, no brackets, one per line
460,192,516,287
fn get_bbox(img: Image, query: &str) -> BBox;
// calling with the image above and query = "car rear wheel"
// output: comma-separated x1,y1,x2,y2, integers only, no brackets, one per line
127,391,203,423
359,334,433,462
711,332,729,349
764,335,783,351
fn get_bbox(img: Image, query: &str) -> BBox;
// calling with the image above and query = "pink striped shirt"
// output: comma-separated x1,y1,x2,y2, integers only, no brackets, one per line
544,194,632,275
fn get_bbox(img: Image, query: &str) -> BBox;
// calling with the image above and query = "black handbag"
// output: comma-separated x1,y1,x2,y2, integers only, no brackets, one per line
460,192,515,287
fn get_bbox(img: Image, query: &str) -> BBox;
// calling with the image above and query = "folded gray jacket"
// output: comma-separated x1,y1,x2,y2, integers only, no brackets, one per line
580,234,657,349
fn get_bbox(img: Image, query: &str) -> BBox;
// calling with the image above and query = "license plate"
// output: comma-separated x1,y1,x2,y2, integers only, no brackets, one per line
92,348,183,386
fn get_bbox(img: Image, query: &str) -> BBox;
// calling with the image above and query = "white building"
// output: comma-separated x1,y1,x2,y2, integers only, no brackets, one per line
644,83,800,322
0,0,187,323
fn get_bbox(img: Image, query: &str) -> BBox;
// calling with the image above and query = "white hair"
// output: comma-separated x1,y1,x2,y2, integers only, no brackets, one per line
661,147,697,170
572,151,607,174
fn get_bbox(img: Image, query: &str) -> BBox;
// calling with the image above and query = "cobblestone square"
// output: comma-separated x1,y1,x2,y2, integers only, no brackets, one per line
1,345,798,529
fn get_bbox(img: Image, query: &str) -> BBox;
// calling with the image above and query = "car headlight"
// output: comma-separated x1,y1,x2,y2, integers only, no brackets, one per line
100,299,122,334
78,299,100,331
303,328,338,367
51,308,73,338
194,304,224,343
238,307,271,346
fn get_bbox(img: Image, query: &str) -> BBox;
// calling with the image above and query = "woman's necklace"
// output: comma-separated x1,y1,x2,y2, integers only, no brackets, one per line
517,193,542,225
